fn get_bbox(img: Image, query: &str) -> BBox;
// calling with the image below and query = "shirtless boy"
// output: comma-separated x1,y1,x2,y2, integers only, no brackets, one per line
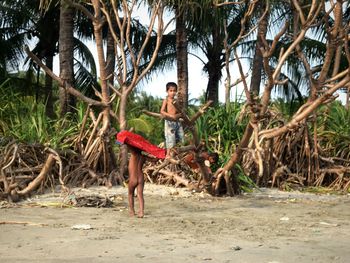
160,82,184,157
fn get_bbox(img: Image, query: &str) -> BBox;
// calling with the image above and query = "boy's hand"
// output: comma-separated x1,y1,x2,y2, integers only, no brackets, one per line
175,113,182,120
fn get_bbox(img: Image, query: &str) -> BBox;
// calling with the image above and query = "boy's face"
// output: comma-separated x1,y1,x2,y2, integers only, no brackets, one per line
167,86,177,98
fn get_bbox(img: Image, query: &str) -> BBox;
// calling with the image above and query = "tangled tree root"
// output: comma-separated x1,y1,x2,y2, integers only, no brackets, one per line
0,140,223,202
143,154,202,191
242,124,350,192
0,141,115,202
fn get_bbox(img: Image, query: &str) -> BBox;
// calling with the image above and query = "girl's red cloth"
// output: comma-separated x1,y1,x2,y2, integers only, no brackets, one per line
116,130,166,159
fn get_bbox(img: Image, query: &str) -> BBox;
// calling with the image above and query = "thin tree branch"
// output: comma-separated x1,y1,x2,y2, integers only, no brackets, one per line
24,46,106,106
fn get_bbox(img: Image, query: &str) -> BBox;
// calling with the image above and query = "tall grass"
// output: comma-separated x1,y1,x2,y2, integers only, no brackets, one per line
196,102,247,157
0,82,81,149
195,102,255,190
318,101,350,160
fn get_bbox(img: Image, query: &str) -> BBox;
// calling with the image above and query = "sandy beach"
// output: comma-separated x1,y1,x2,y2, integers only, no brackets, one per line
1,184,350,263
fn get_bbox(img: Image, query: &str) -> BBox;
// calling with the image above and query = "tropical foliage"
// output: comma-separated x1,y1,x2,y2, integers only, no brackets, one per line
318,102,350,160
1,0,350,201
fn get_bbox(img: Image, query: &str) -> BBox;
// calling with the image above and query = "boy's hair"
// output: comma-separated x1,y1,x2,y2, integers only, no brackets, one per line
166,82,178,91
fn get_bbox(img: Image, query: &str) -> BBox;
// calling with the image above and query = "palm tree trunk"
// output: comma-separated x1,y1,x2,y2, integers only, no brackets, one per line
175,6,188,109
206,57,221,106
205,24,223,106
59,0,75,117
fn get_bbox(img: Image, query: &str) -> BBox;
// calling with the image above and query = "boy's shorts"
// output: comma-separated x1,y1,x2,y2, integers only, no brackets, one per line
164,120,184,148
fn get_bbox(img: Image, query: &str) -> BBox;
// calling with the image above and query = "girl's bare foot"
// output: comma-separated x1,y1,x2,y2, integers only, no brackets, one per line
137,211,144,218
129,210,136,217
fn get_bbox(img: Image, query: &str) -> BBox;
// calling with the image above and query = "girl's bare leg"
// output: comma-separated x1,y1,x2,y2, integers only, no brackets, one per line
128,148,139,217
128,183,136,217
137,185,144,218
136,156,145,218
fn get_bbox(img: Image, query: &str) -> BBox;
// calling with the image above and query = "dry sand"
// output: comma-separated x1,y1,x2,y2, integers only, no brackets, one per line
1,184,350,263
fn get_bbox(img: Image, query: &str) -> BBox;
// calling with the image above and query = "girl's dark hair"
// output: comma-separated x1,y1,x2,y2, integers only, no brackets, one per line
166,82,178,91
209,152,219,162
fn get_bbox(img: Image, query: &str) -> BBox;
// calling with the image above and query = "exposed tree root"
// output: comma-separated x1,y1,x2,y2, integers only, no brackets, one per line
0,141,113,202
143,153,203,192
2,119,349,203
242,124,350,192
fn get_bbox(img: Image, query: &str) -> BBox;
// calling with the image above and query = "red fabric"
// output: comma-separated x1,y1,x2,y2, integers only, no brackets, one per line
116,130,166,159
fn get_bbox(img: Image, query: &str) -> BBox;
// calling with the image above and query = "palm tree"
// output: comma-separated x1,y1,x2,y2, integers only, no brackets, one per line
149,1,249,106
187,2,248,106
0,1,35,71
0,0,61,117
35,1,60,118
175,4,189,109
2,0,97,118
59,0,76,116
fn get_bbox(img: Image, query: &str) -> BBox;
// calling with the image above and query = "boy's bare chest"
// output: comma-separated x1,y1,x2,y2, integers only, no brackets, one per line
166,100,177,113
